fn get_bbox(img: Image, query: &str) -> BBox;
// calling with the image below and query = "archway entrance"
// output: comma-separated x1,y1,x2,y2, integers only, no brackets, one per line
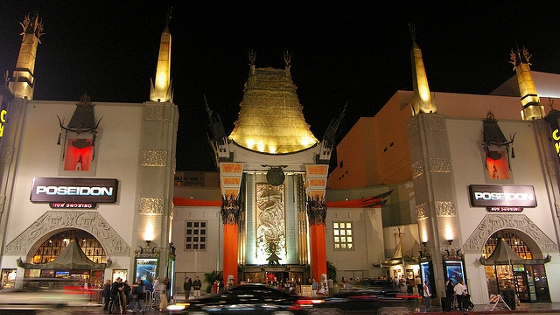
481,230,551,303
19,229,108,301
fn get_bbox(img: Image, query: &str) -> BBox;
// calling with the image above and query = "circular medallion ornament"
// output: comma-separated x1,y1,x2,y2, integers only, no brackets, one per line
266,167,285,186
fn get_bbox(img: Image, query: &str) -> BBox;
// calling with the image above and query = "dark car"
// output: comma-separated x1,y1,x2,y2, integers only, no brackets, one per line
172,283,335,315
317,280,420,314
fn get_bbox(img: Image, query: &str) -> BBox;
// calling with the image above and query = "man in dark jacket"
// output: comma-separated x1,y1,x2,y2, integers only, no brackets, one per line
445,279,455,311
183,277,192,300
102,280,111,311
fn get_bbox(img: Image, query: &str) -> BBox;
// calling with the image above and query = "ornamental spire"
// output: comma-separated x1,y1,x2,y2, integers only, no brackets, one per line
509,47,544,120
150,9,173,102
409,25,436,115
8,13,44,100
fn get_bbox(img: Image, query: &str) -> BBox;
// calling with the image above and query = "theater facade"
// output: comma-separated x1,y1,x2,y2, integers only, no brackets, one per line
0,13,177,290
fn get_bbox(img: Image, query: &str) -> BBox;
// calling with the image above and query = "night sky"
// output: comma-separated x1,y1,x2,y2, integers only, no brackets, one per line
1,1,560,171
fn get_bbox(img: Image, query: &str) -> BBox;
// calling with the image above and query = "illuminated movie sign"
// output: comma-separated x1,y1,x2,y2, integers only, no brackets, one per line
30,177,118,204
469,185,536,210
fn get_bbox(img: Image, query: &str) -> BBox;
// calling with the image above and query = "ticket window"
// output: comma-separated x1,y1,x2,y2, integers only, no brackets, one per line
1,269,16,289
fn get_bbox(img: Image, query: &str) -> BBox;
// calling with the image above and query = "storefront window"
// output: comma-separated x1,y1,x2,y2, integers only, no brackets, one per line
32,230,106,264
482,231,532,259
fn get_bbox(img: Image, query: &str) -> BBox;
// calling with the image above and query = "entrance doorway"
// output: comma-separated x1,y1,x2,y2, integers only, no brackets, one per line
482,230,550,302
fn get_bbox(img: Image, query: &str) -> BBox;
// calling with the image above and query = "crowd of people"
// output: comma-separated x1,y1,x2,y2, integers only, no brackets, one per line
101,276,171,314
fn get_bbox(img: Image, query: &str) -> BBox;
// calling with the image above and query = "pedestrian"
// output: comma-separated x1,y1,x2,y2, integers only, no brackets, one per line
212,280,218,294
445,279,455,311
454,280,467,311
192,276,202,298
183,277,192,300
102,279,111,311
158,277,168,312
123,280,131,309
130,277,145,314
153,277,161,309
109,277,125,314
311,278,318,297
423,280,431,312
415,275,422,295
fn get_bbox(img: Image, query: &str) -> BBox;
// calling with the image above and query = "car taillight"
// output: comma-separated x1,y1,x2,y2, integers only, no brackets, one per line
289,299,324,310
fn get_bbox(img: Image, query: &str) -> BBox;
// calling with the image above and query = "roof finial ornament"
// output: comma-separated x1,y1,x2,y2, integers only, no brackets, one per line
284,50,291,67
408,23,416,42
284,50,292,77
248,50,256,75
165,7,173,28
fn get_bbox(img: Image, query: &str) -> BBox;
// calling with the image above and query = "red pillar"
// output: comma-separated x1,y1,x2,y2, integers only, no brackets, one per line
223,223,238,283
310,223,327,282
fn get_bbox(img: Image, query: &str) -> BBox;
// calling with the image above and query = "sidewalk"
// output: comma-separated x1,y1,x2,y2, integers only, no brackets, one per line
425,302,560,314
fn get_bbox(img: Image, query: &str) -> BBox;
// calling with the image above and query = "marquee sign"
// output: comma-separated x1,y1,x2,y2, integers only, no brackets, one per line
469,185,536,210
30,177,118,204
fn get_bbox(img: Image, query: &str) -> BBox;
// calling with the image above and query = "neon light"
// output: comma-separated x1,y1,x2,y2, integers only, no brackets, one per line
0,109,6,137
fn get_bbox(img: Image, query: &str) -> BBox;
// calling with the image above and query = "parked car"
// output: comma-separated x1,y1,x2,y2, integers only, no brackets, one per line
169,283,340,315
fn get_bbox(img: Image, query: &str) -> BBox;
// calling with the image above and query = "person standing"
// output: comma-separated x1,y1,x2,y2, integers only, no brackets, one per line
192,276,202,299
102,279,111,311
454,280,467,311
153,277,160,305
415,275,422,296
157,277,168,312
130,278,145,314
183,277,192,300
311,278,318,297
109,277,125,314
445,279,455,311
423,280,431,312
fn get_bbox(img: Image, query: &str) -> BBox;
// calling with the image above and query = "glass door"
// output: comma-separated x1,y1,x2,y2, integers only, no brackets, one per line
513,269,529,302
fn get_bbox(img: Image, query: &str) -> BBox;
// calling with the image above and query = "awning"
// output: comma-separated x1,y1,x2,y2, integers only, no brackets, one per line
479,238,551,265
17,238,109,270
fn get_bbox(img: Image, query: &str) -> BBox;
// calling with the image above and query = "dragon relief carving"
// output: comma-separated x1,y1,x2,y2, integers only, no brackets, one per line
464,214,557,254
4,211,130,257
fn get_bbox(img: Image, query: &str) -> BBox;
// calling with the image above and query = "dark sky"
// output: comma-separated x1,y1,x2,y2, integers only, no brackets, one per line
2,1,560,171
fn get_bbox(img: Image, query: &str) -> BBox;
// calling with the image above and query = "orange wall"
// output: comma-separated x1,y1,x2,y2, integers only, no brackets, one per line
327,90,556,190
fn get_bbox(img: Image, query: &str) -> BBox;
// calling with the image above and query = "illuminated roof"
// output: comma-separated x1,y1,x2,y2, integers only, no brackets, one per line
229,67,318,154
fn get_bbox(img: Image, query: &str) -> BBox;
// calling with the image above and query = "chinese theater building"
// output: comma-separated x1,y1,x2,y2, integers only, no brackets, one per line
327,33,560,304
173,52,351,286
0,13,178,290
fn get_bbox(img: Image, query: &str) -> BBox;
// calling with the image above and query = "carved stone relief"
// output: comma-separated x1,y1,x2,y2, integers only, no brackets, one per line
4,211,130,257
435,201,456,217
0,147,13,164
411,160,424,179
143,104,170,121
423,115,446,131
464,214,557,253
416,202,427,220
141,150,167,166
429,157,451,173
138,198,164,215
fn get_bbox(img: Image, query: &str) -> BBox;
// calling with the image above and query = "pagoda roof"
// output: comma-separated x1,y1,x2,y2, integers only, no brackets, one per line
228,67,318,154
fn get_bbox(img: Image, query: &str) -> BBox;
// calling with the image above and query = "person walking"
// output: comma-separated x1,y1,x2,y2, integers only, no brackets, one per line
192,276,202,298
183,277,192,301
423,280,431,312
454,280,467,311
